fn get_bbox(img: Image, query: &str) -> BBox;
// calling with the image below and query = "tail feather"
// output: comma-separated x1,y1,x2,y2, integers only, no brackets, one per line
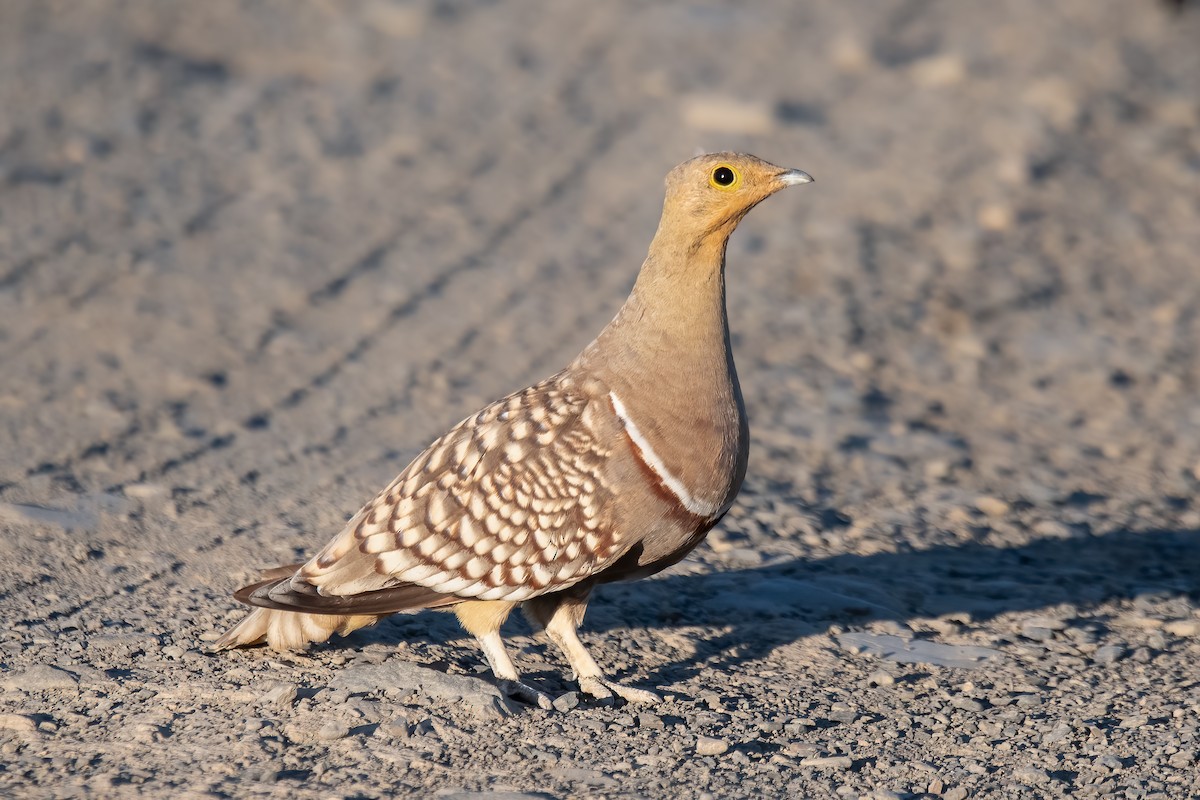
213,607,382,651
214,563,460,652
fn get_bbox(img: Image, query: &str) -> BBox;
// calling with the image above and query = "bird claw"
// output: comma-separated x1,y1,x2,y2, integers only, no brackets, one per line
500,679,554,710
579,676,661,705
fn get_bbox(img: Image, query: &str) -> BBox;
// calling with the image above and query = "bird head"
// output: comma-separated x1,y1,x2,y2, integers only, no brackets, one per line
661,152,813,246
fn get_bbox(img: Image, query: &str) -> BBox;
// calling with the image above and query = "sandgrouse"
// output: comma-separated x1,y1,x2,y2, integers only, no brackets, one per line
216,153,813,707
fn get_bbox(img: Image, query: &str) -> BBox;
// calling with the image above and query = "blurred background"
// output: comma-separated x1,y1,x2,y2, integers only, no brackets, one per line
2,1,1200,796
2,0,1198,548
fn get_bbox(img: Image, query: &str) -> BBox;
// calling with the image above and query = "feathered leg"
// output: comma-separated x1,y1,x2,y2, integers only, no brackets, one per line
524,586,660,705
455,600,552,709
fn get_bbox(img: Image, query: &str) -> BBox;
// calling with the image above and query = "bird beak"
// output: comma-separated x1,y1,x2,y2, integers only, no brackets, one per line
776,169,814,187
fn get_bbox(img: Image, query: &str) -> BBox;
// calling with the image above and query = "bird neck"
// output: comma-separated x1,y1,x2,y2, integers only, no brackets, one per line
575,224,748,513
595,226,734,381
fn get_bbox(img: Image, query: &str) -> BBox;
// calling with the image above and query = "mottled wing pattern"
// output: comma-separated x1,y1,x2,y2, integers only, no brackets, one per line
299,374,628,603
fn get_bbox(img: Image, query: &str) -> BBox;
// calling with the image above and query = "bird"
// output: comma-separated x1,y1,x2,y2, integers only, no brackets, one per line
215,152,814,708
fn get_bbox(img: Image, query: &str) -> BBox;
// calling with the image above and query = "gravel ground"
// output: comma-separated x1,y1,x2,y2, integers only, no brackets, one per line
2,1,1200,798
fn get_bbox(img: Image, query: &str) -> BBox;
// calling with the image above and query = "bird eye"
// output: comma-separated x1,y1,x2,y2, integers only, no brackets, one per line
709,165,739,190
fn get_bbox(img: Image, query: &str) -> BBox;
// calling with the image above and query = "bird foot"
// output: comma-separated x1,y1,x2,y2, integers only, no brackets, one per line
579,676,661,705
499,679,554,710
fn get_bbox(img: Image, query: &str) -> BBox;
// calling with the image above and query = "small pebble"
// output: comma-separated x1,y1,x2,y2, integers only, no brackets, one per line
977,204,1014,232
317,721,350,741
786,742,822,758
974,496,1010,517
951,696,986,713
1024,616,1068,631
552,692,579,713
800,755,853,769
257,684,298,709
638,712,665,731
1011,766,1048,785
910,53,966,87
696,736,729,756
123,483,168,499
867,670,895,687
378,717,409,739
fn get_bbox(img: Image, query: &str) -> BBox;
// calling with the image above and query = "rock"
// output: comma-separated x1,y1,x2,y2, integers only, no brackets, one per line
1011,766,1048,785
974,496,1010,517
473,697,516,721
329,660,503,710
1020,624,1055,642
256,683,298,710
1163,619,1199,637
1,665,80,691
123,483,169,500
1093,645,1125,664
830,36,870,73
317,721,350,741
1024,616,1069,631
950,696,986,713
638,712,665,730
909,53,965,88
0,502,96,531
800,755,853,769
977,204,1014,232
1042,723,1072,743
695,736,729,756
552,692,579,713
786,742,822,758
86,633,159,655
435,792,559,800
867,670,895,687
944,788,969,800
0,713,38,733
378,717,410,739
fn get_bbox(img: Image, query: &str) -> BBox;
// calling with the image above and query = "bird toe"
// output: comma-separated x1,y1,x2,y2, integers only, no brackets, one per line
500,679,554,710
579,676,660,705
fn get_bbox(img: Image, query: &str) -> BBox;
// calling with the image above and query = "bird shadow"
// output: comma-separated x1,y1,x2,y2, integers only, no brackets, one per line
591,524,1200,688
335,521,1198,694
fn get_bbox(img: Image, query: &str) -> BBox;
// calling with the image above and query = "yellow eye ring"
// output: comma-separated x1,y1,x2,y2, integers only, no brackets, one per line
709,164,741,191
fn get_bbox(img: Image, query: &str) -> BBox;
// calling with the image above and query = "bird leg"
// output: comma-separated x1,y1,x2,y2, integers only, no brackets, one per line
455,601,552,710
526,589,661,705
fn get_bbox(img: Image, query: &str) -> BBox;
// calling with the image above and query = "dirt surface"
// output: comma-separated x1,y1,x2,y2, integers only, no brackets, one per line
2,1,1200,798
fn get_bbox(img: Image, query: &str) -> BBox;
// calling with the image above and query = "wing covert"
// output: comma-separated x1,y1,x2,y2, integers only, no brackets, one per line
299,374,628,603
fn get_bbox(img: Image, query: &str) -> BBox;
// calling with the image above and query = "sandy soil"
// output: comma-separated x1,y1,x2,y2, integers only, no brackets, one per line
2,1,1200,797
